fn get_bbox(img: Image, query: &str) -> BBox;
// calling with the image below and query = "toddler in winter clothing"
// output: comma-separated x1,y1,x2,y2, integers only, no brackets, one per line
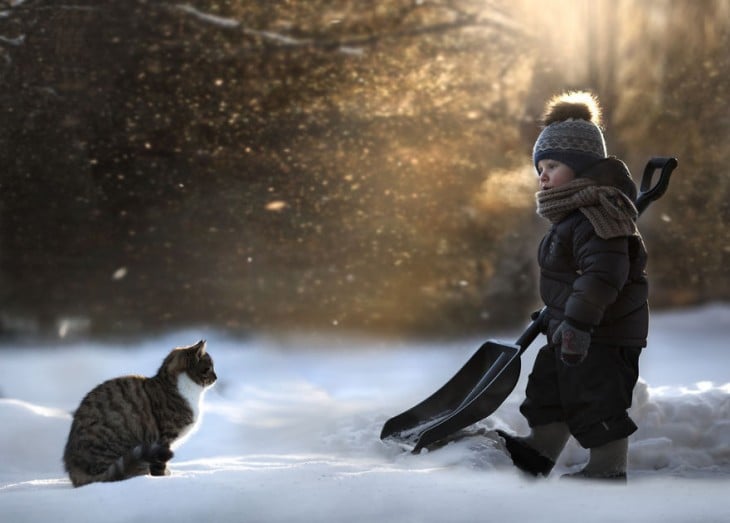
498,91,648,482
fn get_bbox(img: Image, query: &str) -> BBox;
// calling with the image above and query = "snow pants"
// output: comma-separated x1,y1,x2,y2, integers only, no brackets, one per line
519,343,642,449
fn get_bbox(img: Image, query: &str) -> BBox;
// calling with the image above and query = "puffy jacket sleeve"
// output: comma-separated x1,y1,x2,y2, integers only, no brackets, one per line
564,217,630,328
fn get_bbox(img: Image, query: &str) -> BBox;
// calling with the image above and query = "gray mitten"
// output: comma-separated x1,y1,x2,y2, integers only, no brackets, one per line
552,320,591,366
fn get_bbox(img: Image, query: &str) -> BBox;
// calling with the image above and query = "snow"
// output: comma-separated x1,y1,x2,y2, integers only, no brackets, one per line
1,304,729,522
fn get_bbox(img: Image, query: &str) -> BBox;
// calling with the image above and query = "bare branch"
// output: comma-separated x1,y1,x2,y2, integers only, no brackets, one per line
0,34,24,45
171,2,522,57
174,4,239,29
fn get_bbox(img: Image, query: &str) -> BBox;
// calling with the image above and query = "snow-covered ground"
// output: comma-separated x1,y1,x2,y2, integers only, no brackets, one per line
1,304,728,522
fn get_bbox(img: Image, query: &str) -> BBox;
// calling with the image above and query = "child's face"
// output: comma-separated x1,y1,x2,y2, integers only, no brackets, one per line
536,159,576,190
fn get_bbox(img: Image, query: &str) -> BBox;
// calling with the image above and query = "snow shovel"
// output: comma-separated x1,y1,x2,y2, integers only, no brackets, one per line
381,156,678,452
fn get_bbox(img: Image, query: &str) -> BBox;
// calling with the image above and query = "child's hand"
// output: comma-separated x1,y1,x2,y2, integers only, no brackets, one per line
552,320,591,366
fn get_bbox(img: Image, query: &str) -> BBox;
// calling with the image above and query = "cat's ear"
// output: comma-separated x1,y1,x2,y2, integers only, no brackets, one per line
194,340,207,360
160,341,208,376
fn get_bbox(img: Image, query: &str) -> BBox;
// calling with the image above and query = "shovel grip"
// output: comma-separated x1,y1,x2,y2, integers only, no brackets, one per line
636,157,678,215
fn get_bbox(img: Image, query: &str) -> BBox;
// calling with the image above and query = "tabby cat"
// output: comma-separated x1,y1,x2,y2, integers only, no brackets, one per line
63,340,216,487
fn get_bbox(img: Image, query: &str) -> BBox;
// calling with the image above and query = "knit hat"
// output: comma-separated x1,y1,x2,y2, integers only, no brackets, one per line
533,91,607,175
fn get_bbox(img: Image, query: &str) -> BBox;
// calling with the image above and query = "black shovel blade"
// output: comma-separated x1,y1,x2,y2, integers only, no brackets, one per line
380,340,521,450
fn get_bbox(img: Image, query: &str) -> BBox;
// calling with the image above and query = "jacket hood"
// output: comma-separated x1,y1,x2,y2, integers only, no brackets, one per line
578,157,638,202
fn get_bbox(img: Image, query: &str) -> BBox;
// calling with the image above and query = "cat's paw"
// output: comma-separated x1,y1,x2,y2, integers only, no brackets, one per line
149,463,170,476
156,445,174,462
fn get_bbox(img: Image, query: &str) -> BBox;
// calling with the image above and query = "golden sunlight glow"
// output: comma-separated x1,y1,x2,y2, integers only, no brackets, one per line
474,167,537,214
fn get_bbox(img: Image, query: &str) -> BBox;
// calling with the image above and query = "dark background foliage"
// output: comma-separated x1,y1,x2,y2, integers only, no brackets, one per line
1,0,727,340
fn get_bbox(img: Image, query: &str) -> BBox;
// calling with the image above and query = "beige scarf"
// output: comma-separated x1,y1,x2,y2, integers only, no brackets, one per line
536,178,639,239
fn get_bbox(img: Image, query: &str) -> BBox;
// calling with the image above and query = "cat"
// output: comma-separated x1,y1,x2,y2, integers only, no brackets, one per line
63,340,216,487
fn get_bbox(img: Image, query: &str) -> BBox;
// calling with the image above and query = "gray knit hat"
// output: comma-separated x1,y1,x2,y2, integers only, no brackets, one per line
533,91,607,174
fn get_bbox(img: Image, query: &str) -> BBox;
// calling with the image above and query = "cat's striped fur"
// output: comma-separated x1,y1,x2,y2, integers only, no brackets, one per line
63,340,216,487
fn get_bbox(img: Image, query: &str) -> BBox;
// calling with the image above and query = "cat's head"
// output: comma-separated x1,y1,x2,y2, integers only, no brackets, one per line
161,340,217,387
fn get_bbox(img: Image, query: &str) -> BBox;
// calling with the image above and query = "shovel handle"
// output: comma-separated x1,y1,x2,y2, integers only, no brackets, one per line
636,157,678,215
515,307,547,354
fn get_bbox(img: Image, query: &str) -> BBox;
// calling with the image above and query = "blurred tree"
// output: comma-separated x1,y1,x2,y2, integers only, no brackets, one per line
0,0,535,338
610,0,730,306
518,0,729,311
0,0,727,340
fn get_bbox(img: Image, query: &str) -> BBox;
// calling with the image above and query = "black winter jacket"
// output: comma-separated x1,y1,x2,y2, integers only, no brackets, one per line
538,210,649,348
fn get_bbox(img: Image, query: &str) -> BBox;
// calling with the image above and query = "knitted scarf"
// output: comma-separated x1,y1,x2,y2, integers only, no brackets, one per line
536,178,639,239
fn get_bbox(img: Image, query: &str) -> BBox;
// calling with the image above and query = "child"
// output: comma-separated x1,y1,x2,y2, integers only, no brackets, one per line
498,91,648,482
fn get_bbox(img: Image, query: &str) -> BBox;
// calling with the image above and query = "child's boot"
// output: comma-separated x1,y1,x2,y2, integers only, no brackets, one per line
498,422,570,477
562,437,628,482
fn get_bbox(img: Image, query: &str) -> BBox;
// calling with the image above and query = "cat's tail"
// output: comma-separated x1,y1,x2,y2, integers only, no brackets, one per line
68,443,174,487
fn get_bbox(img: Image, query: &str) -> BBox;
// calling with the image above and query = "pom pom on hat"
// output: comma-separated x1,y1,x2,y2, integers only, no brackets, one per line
533,91,607,174
542,91,602,127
